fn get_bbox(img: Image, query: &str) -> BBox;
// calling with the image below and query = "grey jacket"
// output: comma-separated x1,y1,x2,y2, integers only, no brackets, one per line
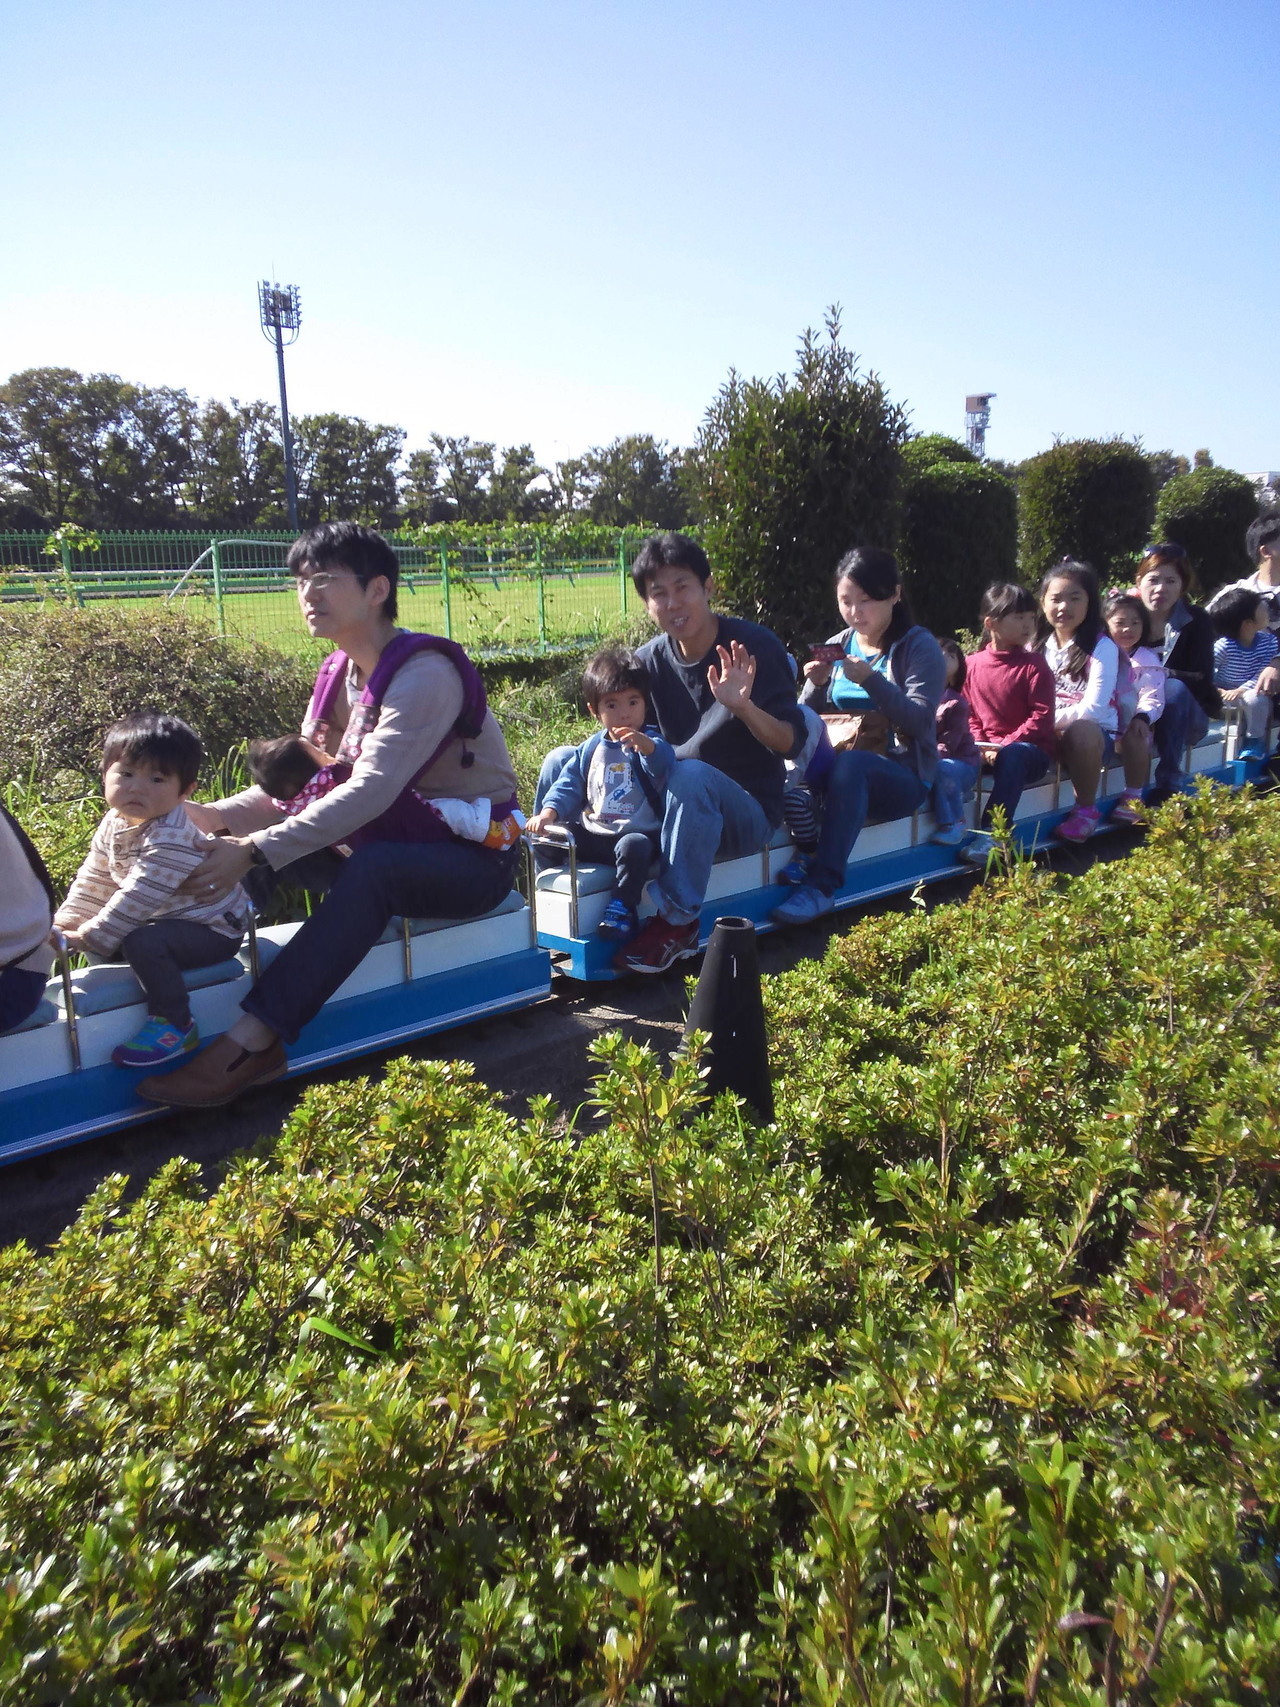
801,624,946,783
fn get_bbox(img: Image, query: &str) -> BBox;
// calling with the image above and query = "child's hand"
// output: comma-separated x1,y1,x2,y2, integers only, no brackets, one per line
612,725,655,755
526,808,559,833
978,743,1001,763
54,926,84,953
1221,685,1245,702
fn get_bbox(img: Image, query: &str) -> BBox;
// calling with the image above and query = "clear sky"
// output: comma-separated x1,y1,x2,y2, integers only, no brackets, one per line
5,0,1275,472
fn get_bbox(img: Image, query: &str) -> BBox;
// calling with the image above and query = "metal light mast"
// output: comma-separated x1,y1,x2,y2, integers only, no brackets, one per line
259,281,302,530
965,393,995,459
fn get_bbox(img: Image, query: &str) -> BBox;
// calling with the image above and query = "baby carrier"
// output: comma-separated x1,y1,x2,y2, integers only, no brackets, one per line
302,633,514,846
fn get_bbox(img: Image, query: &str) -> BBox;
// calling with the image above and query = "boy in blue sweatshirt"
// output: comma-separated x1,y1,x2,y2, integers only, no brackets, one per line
527,650,674,940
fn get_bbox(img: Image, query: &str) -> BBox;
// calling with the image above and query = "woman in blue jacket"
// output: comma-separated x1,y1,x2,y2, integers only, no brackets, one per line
772,548,946,924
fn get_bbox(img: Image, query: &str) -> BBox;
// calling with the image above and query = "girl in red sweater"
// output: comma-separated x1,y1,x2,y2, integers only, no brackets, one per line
958,583,1057,865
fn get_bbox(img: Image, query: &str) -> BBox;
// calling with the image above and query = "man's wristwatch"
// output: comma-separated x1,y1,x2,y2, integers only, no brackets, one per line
247,841,270,868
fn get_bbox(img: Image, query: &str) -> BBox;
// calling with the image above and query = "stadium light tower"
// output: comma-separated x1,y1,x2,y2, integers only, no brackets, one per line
259,281,302,530
965,393,995,459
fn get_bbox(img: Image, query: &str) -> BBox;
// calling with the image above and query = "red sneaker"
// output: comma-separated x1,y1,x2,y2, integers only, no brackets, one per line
614,914,700,974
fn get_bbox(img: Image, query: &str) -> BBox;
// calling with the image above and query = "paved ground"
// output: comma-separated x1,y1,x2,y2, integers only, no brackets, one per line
0,836,1138,1251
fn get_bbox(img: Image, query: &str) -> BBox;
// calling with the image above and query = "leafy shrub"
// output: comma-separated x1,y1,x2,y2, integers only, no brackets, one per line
3,786,1280,1700
1156,465,1259,594
1019,438,1156,582
899,457,1018,634
901,432,977,473
0,605,314,787
691,309,908,649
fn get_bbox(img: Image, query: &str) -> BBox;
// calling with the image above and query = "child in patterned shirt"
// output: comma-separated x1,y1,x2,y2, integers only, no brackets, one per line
54,713,250,1067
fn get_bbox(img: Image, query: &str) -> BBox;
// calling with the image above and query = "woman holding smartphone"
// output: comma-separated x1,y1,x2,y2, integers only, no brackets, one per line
772,547,945,924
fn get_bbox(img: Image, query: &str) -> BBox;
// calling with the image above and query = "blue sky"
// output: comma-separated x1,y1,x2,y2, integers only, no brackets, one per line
5,0,1275,471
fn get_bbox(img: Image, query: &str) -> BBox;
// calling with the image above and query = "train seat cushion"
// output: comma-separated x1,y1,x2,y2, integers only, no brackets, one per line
54,957,246,1016
374,889,529,945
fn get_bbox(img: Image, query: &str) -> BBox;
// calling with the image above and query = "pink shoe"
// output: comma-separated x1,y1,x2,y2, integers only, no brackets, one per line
1055,804,1100,843
1110,791,1145,826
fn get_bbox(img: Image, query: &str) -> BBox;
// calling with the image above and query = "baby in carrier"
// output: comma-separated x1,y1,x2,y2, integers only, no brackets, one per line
247,735,524,852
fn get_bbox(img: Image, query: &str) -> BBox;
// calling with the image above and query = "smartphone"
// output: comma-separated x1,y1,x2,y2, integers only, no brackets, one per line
810,644,845,664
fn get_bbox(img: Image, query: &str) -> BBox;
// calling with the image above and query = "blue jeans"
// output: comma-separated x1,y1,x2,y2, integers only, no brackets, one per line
654,760,771,925
932,758,981,828
809,751,928,895
981,741,1051,828
1153,678,1209,788
242,839,520,1043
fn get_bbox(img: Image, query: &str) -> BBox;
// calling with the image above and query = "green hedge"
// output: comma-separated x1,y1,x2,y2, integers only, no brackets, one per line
1156,466,1259,594
2,786,1280,1700
0,605,314,788
1019,438,1156,582
899,458,1018,634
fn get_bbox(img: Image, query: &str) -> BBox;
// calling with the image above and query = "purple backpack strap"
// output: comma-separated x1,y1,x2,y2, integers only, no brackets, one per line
305,649,350,729
363,632,489,771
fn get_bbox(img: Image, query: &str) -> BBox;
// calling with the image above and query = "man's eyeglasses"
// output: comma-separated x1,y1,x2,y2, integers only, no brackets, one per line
293,570,354,593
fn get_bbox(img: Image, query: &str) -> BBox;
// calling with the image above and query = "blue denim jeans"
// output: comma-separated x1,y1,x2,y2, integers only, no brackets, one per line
1152,678,1209,789
654,760,771,925
981,741,1051,828
242,839,520,1043
809,751,929,895
932,758,981,828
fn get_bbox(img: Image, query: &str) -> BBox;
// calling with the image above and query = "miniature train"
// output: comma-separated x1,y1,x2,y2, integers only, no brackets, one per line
0,723,1251,1164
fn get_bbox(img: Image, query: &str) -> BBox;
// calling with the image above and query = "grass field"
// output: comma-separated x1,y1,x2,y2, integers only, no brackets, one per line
5,566,636,657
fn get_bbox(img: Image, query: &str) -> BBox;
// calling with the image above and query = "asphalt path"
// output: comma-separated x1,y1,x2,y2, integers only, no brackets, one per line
0,835,1140,1251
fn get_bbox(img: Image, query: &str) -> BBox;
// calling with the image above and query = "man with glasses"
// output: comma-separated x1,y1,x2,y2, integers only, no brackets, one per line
137,521,522,1107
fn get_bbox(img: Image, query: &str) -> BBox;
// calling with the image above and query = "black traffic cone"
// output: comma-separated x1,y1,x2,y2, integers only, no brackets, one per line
682,916,773,1121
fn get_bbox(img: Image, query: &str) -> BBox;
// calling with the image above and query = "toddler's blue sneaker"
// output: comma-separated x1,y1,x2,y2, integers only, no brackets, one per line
929,823,966,847
597,898,639,941
770,884,835,926
112,1016,199,1068
957,831,997,867
777,852,811,886
1238,742,1268,762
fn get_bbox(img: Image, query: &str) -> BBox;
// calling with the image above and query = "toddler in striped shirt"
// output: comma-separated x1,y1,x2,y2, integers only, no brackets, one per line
53,712,250,1068
1209,586,1280,760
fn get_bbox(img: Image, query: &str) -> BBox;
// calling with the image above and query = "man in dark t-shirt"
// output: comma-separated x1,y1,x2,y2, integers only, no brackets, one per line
615,533,806,973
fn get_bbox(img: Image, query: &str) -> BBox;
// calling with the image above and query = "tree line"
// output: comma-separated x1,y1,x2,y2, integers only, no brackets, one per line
0,368,694,532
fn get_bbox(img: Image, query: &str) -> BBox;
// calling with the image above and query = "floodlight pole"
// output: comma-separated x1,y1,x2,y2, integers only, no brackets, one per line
259,281,302,531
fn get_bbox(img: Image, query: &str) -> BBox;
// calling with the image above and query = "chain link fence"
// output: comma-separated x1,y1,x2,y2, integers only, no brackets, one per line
0,530,651,656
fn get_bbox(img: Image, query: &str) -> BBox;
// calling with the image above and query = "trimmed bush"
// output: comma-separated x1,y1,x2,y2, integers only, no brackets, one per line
691,310,908,649
901,432,977,473
2,786,1280,1700
1156,465,1259,594
0,605,314,787
899,457,1018,634
1019,438,1155,582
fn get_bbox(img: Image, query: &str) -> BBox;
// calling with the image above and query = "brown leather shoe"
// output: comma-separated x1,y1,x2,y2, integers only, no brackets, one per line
136,1034,288,1107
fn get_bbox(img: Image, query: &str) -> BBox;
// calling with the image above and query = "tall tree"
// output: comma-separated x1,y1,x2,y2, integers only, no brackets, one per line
183,400,285,527
293,414,405,528
0,368,100,524
429,435,495,521
487,443,553,520
572,434,689,527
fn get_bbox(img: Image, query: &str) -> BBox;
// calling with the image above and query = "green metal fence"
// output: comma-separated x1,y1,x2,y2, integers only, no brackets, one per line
0,531,649,656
